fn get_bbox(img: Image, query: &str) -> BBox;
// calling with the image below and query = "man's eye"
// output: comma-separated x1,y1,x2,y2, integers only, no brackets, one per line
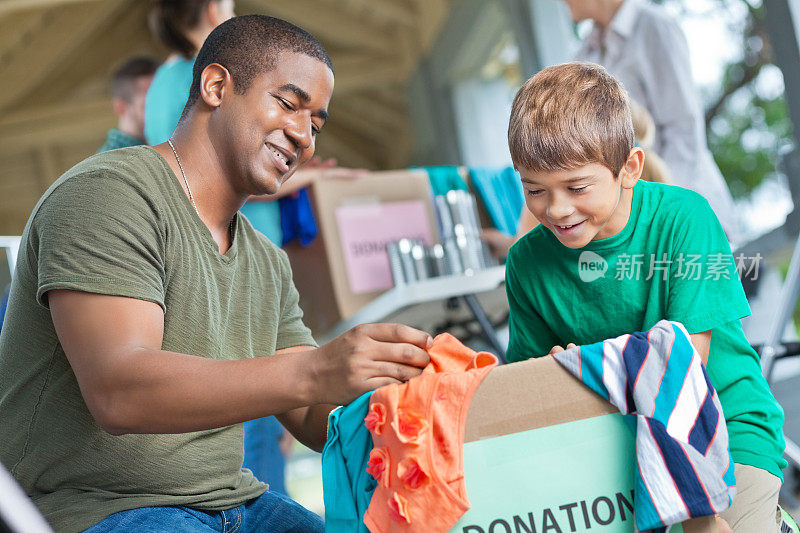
277,97,294,111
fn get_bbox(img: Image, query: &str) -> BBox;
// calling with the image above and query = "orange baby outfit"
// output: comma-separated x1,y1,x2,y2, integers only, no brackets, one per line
363,333,498,532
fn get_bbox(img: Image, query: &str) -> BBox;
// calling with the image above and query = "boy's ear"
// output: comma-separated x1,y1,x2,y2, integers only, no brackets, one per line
619,146,644,189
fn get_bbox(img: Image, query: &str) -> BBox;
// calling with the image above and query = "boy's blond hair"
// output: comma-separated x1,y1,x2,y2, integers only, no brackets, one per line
508,62,634,177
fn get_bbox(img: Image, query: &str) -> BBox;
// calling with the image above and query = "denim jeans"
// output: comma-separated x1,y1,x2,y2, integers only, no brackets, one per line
83,490,324,533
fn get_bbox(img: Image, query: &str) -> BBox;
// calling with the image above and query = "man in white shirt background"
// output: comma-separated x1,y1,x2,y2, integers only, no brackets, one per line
561,0,742,243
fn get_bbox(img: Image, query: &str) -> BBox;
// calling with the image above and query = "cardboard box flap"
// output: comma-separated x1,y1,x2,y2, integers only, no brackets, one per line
465,356,618,443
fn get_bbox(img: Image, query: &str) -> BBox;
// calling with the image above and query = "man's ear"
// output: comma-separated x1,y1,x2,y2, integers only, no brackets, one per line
199,63,232,109
620,146,644,189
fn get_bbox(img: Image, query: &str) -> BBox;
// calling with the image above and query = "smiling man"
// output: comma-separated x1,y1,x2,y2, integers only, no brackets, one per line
0,15,432,533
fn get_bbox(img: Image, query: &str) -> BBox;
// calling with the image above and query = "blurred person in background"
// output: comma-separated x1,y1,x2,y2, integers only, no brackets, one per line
97,56,159,153
629,98,672,185
145,0,234,147
562,0,741,243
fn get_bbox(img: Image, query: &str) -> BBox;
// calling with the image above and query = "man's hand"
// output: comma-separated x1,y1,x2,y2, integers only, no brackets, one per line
311,323,432,406
549,343,577,355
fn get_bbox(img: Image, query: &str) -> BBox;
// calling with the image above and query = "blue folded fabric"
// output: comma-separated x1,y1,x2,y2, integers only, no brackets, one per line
419,166,469,196
321,392,375,533
279,188,318,247
468,166,525,236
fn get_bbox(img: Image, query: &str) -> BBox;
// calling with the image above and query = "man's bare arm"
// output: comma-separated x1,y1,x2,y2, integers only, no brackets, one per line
273,345,336,452
49,290,431,437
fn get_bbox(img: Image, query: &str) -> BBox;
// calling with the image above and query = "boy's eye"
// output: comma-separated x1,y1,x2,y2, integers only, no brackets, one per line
526,189,543,197
569,186,589,193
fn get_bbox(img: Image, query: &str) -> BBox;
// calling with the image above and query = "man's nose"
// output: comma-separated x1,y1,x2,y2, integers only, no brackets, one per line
285,114,313,152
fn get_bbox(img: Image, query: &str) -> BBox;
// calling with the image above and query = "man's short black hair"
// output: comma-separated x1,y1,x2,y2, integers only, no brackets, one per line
110,56,160,102
183,15,333,115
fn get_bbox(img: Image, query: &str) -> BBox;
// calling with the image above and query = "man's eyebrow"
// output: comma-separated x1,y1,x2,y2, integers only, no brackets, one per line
278,83,310,102
278,83,328,122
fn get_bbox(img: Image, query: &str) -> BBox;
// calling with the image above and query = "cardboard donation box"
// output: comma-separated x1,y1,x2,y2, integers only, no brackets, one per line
285,170,438,335
454,357,716,533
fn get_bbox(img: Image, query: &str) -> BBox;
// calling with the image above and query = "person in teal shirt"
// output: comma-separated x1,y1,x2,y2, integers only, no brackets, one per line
505,62,786,532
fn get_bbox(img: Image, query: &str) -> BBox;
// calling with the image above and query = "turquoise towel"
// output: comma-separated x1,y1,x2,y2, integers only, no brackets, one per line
468,166,525,236
419,166,469,196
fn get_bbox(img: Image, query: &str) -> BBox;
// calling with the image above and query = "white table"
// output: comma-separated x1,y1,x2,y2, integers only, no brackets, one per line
318,265,509,361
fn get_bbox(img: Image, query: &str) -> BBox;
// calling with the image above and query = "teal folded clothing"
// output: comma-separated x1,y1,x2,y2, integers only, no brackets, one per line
321,392,375,533
419,166,468,196
468,166,525,236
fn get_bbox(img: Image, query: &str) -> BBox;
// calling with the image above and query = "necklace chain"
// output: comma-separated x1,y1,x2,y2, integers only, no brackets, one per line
168,138,199,216
167,138,235,240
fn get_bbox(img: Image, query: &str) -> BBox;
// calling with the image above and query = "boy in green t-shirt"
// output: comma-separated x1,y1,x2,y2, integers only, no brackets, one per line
505,62,786,531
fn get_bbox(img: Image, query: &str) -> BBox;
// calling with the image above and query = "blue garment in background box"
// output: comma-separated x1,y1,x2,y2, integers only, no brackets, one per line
419,166,469,196
468,166,525,236
279,189,317,246
321,392,375,533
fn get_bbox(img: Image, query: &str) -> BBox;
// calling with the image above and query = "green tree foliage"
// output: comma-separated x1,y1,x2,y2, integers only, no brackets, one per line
661,0,794,198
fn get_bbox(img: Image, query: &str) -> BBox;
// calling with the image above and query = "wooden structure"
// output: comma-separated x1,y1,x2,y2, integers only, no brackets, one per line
0,0,452,234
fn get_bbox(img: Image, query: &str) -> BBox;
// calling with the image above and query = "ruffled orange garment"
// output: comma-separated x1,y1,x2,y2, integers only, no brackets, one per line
363,333,498,532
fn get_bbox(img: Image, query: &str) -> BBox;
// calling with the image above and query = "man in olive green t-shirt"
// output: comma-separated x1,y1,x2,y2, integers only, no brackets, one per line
504,63,786,531
0,16,432,533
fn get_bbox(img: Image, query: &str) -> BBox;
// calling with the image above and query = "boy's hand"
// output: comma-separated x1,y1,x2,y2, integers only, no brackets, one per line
715,515,732,533
312,323,433,405
549,343,577,354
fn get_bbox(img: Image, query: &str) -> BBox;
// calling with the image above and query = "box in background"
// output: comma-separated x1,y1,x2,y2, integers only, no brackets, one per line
455,356,716,533
285,170,438,336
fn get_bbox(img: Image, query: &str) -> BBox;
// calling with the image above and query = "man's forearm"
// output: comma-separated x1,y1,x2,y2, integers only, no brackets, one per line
278,403,338,453
93,347,321,435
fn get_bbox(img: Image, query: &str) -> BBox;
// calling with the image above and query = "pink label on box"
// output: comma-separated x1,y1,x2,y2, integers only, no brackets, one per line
335,201,433,294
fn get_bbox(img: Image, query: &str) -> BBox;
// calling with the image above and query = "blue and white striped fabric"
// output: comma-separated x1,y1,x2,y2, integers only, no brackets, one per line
552,320,736,532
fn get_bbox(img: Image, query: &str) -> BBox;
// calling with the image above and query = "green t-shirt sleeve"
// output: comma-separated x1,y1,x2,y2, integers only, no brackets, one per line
275,250,317,350
666,194,750,333
32,172,166,310
505,244,560,362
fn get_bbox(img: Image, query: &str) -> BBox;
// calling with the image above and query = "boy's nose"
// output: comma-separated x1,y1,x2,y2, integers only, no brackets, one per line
547,199,575,219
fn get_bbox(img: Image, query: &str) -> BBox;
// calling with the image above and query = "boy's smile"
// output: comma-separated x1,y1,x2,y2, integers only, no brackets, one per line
519,150,643,249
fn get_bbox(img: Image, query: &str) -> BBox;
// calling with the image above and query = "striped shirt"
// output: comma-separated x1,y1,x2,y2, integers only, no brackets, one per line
553,320,735,531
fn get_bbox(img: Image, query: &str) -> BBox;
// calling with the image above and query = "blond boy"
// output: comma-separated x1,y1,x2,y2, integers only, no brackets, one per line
505,62,786,531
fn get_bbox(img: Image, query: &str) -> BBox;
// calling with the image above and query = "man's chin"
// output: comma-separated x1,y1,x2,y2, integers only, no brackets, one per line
253,170,292,196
